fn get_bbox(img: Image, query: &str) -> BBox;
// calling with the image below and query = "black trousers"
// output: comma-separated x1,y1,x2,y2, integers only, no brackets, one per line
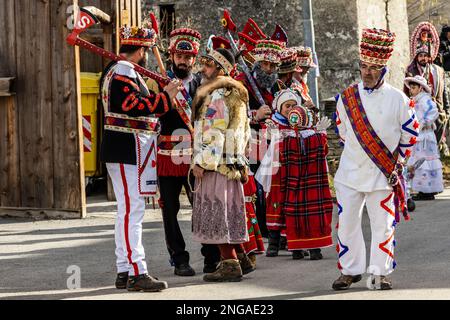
159,176,221,267
255,179,269,238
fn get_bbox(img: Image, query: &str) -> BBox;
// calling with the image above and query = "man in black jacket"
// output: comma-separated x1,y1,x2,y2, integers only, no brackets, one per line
100,24,182,292
157,28,222,277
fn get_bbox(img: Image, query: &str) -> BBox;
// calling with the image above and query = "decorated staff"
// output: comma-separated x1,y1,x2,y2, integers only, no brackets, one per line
221,10,266,106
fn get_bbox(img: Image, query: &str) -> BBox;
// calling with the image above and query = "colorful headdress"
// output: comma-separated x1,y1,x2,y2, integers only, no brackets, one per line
296,46,317,68
168,28,202,56
273,88,302,113
271,24,289,47
202,36,235,76
252,39,285,65
238,18,267,53
410,22,439,61
120,25,157,47
278,48,299,74
360,28,396,67
288,105,314,129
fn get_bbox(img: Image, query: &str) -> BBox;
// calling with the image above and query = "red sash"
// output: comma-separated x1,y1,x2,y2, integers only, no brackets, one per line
341,84,409,222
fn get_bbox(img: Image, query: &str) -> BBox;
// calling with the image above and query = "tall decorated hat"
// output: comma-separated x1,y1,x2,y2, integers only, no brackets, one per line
278,47,299,74
360,28,396,66
296,46,317,68
120,24,158,47
168,28,202,56
270,24,289,47
238,18,267,53
252,39,285,65
410,21,439,61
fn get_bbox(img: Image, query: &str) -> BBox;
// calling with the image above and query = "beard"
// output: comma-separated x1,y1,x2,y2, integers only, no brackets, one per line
138,58,146,68
253,62,278,89
417,60,428,67
172,62,192,79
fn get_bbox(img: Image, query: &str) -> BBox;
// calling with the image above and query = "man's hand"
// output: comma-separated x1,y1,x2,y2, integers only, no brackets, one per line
255,105,272,121
163,79,183,101
192,165,204,179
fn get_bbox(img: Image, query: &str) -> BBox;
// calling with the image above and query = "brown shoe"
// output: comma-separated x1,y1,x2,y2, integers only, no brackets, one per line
332,274,362,291
127,274,168,292
237,253,256,275
379,276,393,290
203,259,243,282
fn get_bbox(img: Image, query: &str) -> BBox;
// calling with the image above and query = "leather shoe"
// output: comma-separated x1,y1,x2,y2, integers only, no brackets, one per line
174,263,196,276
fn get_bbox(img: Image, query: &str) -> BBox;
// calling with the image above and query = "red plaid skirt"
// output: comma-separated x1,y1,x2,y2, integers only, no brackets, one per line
243,176,265,254
280,133,333,249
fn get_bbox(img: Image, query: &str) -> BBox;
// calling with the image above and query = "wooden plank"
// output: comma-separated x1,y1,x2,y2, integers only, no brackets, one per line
115,0,120,53
15,0,54,208
50,0,85,217
0,97,21,207
137,0,142,27
0,78,15,95
0,1,20,208
101,0,114,67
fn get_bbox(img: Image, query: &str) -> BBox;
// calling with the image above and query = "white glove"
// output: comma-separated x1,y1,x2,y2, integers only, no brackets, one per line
316,116,331,132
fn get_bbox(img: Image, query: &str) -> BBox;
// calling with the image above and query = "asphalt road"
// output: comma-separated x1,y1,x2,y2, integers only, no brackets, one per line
0,188,449,300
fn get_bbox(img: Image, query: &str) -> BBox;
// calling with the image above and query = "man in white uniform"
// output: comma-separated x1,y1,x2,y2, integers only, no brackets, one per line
100,23,182,292
332,28,419,290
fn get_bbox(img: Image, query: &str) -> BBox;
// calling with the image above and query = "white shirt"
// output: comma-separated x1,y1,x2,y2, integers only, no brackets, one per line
334,81,418,192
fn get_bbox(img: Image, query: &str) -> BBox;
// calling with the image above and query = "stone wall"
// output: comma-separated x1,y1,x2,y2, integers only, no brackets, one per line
407,0,450,36
143,0,409,100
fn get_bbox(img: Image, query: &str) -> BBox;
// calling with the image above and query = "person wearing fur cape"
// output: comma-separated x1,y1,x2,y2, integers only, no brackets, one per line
191,46,253,282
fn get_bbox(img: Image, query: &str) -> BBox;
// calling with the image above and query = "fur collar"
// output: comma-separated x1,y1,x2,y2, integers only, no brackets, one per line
192,76,248,120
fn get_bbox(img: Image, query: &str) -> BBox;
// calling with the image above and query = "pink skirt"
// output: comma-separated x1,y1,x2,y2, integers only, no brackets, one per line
192,171,248,244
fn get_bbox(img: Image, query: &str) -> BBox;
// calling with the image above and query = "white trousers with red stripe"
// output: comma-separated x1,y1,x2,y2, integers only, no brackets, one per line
335,182,396,276
107,163,147,276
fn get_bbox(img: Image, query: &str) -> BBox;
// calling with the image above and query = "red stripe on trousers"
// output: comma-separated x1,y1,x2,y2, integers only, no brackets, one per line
120,164,139,276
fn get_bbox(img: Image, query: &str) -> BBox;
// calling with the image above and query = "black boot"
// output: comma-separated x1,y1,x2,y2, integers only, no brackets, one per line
279,236,287,250
292,250,305,260
115,272,129,289
309,248,323,260
266,230,280,257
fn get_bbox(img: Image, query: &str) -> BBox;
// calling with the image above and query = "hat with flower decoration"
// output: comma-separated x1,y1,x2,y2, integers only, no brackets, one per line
120,24,158,47
278,47,299,74
168,28,202,56
252,39,285,65
360,28,396,66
